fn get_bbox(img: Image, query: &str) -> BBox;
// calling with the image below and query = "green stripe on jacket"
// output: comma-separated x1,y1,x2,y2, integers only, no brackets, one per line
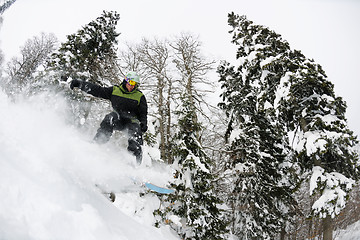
112,85,143,105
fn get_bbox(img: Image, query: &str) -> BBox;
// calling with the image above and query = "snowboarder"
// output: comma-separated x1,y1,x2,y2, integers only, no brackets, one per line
69,71,148,164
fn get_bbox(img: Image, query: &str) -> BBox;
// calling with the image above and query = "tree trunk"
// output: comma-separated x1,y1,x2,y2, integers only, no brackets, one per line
166,84,172,164
280,226,286,240
323,215,333,240
157,78,166,161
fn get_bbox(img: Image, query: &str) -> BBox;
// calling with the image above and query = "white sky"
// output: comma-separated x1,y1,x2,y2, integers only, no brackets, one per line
1,0,359,137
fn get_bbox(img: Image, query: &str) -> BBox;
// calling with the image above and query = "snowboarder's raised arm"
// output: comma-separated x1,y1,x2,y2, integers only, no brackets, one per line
70,79,112,100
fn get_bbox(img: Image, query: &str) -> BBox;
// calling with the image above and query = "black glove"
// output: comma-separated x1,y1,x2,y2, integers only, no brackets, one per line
140,123,148,133
70,79,82,90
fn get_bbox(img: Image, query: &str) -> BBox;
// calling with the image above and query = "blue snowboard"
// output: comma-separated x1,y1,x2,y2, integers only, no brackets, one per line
145,182,174,194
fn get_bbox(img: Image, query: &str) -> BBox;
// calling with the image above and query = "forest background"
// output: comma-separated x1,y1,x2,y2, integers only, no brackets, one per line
1,1,360,240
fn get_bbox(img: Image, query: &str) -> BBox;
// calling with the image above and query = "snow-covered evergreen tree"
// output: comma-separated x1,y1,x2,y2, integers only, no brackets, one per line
217,13,297,239
218,12,360,239
155,93,227,240
278,46,360,239
46,11,121,134
49,10,120,85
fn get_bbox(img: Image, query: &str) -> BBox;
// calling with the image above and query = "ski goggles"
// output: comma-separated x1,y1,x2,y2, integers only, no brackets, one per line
125,77,137,86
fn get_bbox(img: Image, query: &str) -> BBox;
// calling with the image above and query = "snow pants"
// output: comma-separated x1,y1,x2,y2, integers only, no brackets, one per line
94,112,143,164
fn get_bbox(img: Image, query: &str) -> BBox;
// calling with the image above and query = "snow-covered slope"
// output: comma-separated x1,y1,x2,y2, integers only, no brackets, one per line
335,220,360,240
0,89,178,240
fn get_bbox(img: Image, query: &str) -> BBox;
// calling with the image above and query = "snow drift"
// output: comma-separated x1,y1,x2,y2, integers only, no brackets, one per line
0,89,178,240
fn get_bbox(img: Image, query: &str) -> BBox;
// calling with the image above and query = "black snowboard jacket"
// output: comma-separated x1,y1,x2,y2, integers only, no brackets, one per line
78,80,148,131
